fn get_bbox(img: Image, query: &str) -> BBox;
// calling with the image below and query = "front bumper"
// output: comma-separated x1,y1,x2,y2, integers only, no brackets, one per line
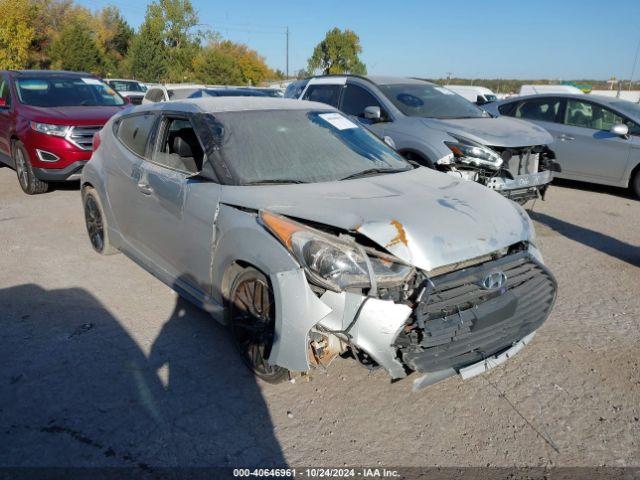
32,161,86,181
486,170,554,202
268,249,556,387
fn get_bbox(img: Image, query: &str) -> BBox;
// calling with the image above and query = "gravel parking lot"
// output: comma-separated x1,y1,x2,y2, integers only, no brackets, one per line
1,168,638,471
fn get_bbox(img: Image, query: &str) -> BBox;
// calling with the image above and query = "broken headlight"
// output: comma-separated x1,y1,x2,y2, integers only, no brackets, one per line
443,134,503,169
260,210,413,292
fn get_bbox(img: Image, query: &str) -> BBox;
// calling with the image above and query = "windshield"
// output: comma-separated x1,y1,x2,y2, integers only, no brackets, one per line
208,110,412,184
379,83,486,119
611,101,640,119
108,80,146,93
189,89,268,98
16,76,125,107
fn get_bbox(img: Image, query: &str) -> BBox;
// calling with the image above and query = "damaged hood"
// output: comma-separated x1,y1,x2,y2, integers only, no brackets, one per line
420,116,553,147
220,168,534,272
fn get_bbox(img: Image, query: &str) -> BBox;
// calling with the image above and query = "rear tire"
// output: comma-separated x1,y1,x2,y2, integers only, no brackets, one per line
82,187,118,255
228,267,289,384
13,141,49,195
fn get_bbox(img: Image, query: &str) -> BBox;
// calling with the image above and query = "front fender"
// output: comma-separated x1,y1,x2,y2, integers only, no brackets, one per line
211,204,332,372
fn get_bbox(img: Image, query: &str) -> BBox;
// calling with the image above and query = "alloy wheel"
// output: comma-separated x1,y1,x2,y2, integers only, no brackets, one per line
14,148,29,190
230,275,281,377
84,195,105,252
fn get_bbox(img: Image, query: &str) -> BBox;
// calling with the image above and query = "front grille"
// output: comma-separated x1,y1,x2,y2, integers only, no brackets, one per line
395,252,556,373
67,126,102,151
129,96,143,105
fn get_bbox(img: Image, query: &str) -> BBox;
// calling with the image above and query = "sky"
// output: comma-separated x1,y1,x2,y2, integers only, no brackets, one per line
77,0,640,80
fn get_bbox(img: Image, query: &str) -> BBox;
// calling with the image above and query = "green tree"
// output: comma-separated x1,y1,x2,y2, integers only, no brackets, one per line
48,22,103,73
307,28,366,75
0,0,37,69
128,20,167,82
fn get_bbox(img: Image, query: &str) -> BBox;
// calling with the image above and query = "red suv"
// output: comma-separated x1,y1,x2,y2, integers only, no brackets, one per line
0,70,126,194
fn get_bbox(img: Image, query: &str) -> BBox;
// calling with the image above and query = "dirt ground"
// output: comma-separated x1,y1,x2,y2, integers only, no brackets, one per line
1,167,638,471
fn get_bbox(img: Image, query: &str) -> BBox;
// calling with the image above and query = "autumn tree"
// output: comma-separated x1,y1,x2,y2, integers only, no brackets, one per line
0,0,37,69
192,40,274,85
307,28,366,75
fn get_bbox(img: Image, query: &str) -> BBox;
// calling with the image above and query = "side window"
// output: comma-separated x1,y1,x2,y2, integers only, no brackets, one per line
302,84,341,107
152,117,204,174
341,84,384,118
116,113,156,157
514,97,562,123
565,99,625,131
498,102,517,116
0,77,11,106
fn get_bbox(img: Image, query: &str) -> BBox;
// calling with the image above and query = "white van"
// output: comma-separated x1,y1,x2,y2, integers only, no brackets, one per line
446,85,498,105
518,84,584,96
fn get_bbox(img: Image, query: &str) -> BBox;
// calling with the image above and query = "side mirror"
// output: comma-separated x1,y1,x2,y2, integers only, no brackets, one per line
476,95,487,106
0,98,7,108
383,136,396,149
610,123,629,137
364,106,382,122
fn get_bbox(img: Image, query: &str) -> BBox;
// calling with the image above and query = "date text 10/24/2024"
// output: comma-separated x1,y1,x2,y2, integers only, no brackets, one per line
233,468,400,478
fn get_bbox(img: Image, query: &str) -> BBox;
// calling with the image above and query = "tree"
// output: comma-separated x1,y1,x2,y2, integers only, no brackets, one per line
0,0,37,70
192,40,274,85
96,6,133,75
307,28,366,75
128,20,167,82
48,22,103,73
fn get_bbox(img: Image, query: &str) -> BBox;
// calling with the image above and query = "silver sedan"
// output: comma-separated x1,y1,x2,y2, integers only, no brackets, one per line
81,97,556,390
485,94,640,197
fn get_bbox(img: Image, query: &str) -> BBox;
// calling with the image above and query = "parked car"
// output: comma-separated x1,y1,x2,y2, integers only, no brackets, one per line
483,94,640,197
284,79,308,98
81,97,557,389
187,87,269,98
141,84,206,103
0,70,126,194
446,85,498,105
104,78,147,105
297,76,560,204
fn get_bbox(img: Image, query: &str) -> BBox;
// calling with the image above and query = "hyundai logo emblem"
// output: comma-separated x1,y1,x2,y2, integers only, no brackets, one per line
481,271,507,291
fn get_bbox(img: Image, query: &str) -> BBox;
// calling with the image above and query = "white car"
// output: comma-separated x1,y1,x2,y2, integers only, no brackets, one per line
142,84,206,103
104,79,148,105
446,85,498,105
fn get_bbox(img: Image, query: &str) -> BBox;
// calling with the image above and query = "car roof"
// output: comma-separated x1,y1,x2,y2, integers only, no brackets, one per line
8,70,96,77
307,74,432,87
501,93,633,106
134,97,332,114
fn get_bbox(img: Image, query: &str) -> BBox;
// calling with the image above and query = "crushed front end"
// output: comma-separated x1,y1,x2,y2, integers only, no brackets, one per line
394,246,557,389
439,135,561,204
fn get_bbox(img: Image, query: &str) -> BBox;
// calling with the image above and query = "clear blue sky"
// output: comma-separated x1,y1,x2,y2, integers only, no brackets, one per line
78,0,640,80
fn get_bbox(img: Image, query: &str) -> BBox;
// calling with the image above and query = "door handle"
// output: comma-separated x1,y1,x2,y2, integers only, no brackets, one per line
558,134,575,141
137,183,153,195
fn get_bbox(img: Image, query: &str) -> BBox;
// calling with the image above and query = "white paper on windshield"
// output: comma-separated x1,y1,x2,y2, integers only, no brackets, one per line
319,113,357,130
81,78,102,86
434,87,455,95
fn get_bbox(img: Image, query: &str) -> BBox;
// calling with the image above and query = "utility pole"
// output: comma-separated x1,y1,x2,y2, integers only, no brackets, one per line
286,26,289,78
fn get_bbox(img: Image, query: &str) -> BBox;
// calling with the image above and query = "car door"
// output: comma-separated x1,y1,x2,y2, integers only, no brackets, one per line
552,98,632,182
0,74,13,163
134,113,220,299
339,83,390,138
106,111,158,254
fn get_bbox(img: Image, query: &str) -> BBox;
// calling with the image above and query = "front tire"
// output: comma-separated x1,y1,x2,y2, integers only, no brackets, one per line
228,267,289,384
82,187,118,255
632,169,640,199
13,141,49,195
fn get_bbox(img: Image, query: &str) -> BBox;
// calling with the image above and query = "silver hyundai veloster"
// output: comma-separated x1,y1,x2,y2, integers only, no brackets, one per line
81,97,556,390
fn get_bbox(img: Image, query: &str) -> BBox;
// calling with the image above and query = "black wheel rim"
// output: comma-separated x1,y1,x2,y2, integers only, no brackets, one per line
15,149,29,190
230,277,280,376
84,196,104,252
